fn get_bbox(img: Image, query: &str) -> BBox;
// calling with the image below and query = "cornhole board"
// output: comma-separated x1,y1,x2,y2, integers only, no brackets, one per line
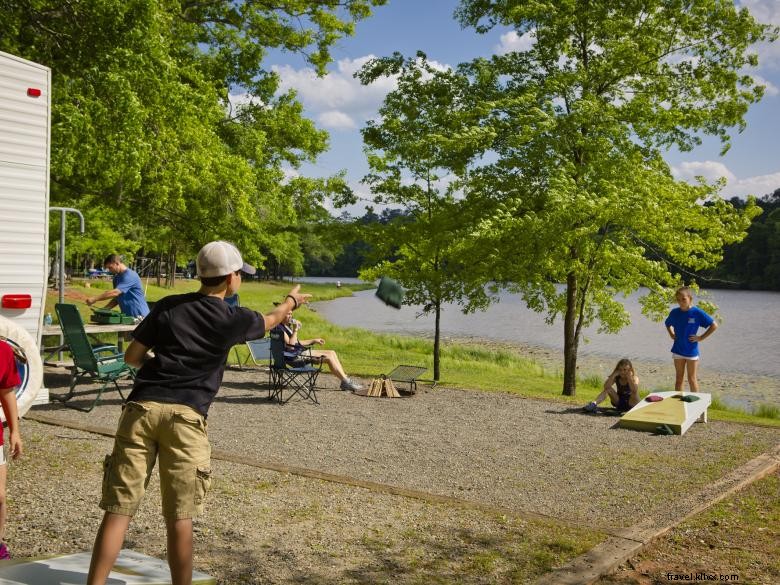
618,391,711,436
0,549,215,584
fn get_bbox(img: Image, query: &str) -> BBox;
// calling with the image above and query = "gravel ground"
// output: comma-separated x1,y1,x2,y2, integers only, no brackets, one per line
6,366,778,583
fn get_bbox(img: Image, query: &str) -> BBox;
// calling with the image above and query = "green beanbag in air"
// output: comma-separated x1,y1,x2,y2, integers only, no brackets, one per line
375,276,404,309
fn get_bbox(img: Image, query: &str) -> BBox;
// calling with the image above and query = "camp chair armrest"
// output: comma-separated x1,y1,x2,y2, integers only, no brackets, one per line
95,353,124,365
93,344,121,357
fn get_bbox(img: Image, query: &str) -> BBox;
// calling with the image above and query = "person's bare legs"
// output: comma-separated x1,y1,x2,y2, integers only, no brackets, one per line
87,512,132,584
165,517,193,585
685,359,700,392
592,387,618,407
309,349,348,381
0,464,7,542
673,358,687,391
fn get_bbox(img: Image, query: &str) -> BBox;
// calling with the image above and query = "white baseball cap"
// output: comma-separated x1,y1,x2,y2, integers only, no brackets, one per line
196,241,256,278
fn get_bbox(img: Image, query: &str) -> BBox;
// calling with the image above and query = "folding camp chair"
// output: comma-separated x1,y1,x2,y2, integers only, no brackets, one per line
386,365,428,394
245,338,274,399
268,329,322,405
54,303,136,412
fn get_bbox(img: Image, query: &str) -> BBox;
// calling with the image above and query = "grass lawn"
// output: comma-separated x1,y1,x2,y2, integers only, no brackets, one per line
46,279,779,428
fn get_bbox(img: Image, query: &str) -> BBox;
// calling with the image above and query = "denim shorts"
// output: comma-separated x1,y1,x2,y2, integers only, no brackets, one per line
100,401,212,520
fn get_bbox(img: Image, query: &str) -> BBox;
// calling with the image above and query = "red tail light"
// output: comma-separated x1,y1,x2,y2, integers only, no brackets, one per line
27,88,42,97
1,294,32,309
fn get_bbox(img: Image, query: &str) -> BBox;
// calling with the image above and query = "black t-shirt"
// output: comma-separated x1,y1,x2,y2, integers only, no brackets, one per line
127,292,265,416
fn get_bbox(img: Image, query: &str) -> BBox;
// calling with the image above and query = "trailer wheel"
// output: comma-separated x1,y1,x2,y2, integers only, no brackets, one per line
0,315,43,421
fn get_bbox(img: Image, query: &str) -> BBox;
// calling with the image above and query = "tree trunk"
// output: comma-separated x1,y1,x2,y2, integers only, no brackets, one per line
155,253,162,287
562,272,579,396
166,244,176,288
433,300,441,381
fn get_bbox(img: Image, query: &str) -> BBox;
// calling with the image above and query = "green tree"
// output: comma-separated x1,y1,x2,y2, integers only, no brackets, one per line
357,53,493,380
454,0,773,395
703,190,780,290
1,0,384,274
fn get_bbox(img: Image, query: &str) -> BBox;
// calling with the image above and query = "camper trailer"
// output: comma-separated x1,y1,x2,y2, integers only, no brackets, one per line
0,50,50,411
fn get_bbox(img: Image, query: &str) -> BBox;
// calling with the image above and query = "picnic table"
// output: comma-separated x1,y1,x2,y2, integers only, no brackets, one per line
41,323,136,366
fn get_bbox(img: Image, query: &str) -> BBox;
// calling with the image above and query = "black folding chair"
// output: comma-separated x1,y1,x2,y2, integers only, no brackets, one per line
245,338,274,398
268,329,322,405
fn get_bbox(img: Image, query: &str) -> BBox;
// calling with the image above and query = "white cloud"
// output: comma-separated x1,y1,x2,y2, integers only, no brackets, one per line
272,54,453,132
672,161,780,198
495,30,536,55
739,0,780,69
227,91,269,114
730,171,780,197
739,0,780,25
272,55,396,125
672,161,737,183
318,110,357,130
751,73,779,96
281,166,300,181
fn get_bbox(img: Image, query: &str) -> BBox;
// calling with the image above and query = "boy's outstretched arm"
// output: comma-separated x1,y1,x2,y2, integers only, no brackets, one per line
262,285,312,331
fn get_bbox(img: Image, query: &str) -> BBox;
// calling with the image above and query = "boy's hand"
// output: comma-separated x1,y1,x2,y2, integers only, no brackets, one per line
689,334,701,342
287,285,312,308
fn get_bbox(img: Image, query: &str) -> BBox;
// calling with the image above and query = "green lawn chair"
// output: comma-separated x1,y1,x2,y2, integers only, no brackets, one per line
54,303,136,412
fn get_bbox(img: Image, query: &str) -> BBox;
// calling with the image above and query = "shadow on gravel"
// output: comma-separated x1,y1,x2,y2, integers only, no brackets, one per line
546,406,624,418
203,523,594,585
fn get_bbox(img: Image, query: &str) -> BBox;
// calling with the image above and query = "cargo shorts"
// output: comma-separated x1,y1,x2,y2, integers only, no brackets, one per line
100,400,212,520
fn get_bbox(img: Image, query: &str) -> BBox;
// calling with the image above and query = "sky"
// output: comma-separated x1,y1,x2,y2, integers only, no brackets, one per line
260,0,780,215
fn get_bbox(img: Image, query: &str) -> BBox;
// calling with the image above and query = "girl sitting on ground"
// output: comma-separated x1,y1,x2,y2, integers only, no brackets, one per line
584,359,640,413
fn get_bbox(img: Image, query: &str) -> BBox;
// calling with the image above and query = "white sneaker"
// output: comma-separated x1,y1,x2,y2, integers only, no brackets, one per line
340,378,362,392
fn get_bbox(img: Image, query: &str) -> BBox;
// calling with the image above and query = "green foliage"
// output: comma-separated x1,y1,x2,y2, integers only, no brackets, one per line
754,403,780,420
0,0,385,271
357,52,495,379
700,190,780,290
451,0,775,395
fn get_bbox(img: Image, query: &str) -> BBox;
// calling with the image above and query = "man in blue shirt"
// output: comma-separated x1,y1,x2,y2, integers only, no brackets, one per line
87,255,150,319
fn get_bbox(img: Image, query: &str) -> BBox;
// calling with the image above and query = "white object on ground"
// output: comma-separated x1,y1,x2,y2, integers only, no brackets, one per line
618,391,712,436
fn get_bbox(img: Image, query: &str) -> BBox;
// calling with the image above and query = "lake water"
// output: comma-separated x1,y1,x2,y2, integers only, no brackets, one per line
311,287,780,378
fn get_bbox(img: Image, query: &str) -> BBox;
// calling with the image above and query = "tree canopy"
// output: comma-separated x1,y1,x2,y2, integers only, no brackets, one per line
450,0,774,394
357,52,495,380
0,0,385,271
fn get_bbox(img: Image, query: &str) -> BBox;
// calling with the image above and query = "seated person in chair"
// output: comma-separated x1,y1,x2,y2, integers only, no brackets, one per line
273,312,362,392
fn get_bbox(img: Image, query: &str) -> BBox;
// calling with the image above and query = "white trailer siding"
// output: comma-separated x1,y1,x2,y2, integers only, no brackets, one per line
0,51,51,346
